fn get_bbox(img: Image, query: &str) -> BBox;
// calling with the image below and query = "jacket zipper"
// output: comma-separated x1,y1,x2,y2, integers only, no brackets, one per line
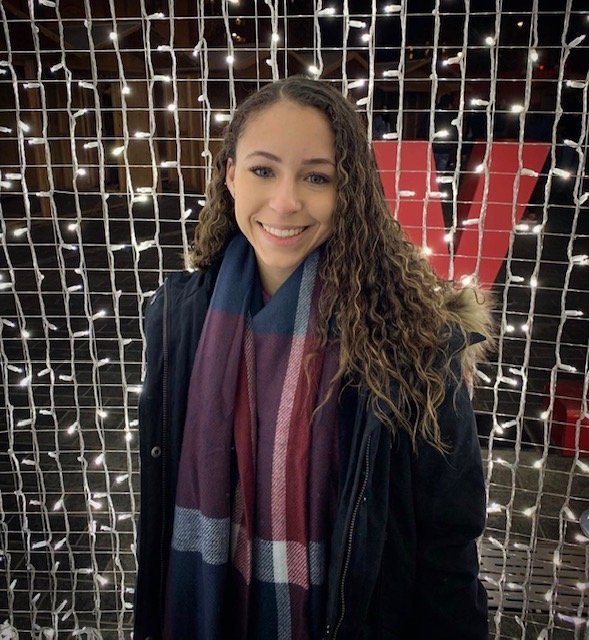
330,433,372,639
159,282,170,616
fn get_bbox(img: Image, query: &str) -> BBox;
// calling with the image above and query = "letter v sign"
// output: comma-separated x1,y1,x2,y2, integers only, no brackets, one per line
373,141,550,287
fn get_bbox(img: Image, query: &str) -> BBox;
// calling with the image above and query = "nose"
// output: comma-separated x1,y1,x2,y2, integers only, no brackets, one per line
268,177,302,215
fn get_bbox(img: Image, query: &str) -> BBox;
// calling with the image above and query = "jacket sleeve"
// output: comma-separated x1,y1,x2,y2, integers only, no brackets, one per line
134,285,166,638
412,355,489,639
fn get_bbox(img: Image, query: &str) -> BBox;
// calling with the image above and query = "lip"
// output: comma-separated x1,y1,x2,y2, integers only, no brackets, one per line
257,221,310,245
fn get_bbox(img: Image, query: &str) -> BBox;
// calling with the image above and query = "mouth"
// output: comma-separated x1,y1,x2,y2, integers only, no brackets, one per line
259,223,308,238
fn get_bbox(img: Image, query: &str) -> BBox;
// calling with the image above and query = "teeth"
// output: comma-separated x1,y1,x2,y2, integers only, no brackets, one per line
261,224,305,238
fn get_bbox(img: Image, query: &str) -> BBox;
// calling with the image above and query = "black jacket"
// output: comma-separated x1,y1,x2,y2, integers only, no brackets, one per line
134,264,489,640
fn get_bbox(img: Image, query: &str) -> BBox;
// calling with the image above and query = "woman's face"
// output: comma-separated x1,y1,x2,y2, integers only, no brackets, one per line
226,100,336,295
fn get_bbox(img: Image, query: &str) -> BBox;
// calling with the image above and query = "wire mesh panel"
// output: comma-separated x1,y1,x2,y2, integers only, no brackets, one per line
0,0,587,638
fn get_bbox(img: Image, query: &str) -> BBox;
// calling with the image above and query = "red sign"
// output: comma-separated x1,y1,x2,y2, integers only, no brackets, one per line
373,141,550,286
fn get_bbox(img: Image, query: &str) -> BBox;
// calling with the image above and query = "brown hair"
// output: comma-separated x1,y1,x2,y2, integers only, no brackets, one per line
189,76,492,452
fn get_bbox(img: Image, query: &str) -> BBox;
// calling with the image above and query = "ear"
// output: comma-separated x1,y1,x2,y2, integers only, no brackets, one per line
225,158,235,198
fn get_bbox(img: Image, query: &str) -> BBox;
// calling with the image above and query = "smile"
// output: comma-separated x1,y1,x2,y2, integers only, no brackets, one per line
260,223,307,238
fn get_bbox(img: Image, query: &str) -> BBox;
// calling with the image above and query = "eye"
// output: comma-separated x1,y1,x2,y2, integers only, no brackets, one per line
250,166,273,178
306,173,331,185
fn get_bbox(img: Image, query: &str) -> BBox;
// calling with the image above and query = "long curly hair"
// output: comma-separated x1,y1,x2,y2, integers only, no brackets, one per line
189,76,492,453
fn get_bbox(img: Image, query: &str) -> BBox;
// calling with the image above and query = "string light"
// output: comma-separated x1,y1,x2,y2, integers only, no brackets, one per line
576,460,589,473
317,7,335,16
442,53,462,66
521,168,538,178
552,167,571,179
567,34,585,48
566,80,586,89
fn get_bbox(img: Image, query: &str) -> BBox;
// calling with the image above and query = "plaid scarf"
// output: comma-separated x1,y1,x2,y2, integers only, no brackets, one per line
164,233,340,639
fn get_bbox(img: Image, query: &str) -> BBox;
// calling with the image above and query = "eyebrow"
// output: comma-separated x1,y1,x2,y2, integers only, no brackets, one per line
244,150,335,166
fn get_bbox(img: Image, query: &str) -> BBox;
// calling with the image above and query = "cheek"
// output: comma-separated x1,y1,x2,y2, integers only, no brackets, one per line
321,192,336,226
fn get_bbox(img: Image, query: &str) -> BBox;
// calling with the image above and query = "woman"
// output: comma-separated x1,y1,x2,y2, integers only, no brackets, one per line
134,76,492,639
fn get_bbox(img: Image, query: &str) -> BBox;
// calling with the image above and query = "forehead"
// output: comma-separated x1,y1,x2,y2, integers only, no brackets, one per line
236,100,335,157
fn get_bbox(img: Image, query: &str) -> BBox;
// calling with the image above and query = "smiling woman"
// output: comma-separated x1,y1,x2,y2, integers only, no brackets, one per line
135,76,493,640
